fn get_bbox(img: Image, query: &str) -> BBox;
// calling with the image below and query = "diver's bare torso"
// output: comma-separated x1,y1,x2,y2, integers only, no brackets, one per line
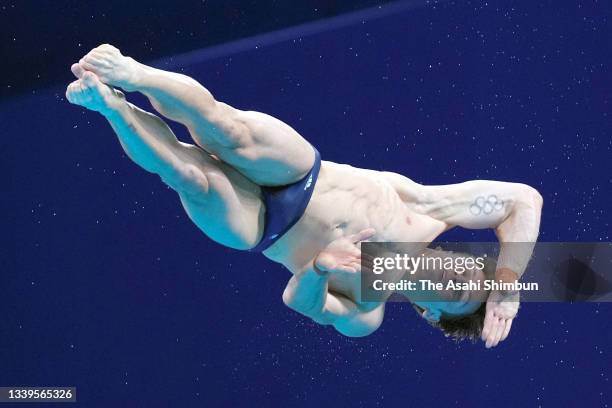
263,161,447,306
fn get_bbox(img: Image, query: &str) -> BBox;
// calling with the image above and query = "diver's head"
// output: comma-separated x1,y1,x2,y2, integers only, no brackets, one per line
412,302,486,342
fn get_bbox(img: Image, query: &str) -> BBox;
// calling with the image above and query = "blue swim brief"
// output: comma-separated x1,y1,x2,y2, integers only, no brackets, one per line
249,147,321,252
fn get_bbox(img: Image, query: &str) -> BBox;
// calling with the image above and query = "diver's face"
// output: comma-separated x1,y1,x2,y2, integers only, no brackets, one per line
407,254,491,320
433,263,490,311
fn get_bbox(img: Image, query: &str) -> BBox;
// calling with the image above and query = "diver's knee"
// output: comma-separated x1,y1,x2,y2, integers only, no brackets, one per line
160,163,209,196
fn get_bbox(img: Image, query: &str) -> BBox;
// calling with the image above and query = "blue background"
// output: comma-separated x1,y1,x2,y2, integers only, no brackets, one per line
2,1,611,406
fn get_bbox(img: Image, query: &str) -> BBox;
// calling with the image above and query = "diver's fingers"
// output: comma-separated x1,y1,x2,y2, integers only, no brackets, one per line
492,318,505,347
361,254,374,270
349,228,376,244
348,247,361,258
501,318,513,341
484,323,495,348
361,253,375,262
485,323,498,348
349,262,361,271
481,310,494,341
485,318,500,348
337,265,356,273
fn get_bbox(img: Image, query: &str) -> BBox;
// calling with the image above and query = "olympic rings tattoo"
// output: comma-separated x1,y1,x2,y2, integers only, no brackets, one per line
469,195,504,215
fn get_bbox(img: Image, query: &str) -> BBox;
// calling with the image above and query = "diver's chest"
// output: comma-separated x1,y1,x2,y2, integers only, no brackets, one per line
306,181,395,229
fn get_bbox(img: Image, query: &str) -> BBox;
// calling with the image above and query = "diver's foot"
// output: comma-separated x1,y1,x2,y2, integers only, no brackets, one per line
71,44,143,92
65,71,125,116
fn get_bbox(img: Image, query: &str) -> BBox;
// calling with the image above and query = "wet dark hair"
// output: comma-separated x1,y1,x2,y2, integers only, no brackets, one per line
412,302,487,342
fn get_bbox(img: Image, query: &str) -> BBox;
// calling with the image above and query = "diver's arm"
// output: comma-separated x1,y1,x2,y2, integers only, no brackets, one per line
416,180,543,347
282,262,384,337
416,180,543,278
282,229,384,337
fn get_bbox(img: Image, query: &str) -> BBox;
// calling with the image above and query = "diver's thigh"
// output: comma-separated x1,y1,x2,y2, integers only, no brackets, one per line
178,162,264,250
191,109,316,186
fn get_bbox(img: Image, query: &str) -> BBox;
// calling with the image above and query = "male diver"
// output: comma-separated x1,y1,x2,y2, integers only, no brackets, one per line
65,44,543,348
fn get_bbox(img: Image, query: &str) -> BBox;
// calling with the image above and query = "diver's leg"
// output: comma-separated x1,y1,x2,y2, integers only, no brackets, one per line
72,44,315,186
65,71,263,250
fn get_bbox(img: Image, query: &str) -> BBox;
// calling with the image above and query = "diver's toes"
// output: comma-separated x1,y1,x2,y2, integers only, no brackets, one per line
78,58,95,73
71,63,85,79
97,43,119,53
65,87,73,103
82,71,99,87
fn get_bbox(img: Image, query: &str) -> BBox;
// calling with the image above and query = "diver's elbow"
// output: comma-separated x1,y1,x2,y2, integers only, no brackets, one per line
336,326,376,338
517,184,543,210
333,311,383,338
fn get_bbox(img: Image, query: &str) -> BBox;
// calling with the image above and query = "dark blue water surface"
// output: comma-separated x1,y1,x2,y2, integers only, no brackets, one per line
2,1,611,406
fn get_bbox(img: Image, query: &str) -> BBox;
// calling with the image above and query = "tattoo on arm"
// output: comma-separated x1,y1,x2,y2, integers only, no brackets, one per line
469,195,504,216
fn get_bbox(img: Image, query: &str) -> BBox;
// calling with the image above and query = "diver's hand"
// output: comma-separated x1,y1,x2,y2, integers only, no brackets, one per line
482,289,520,348
282,228,375,322
314,228,376,274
